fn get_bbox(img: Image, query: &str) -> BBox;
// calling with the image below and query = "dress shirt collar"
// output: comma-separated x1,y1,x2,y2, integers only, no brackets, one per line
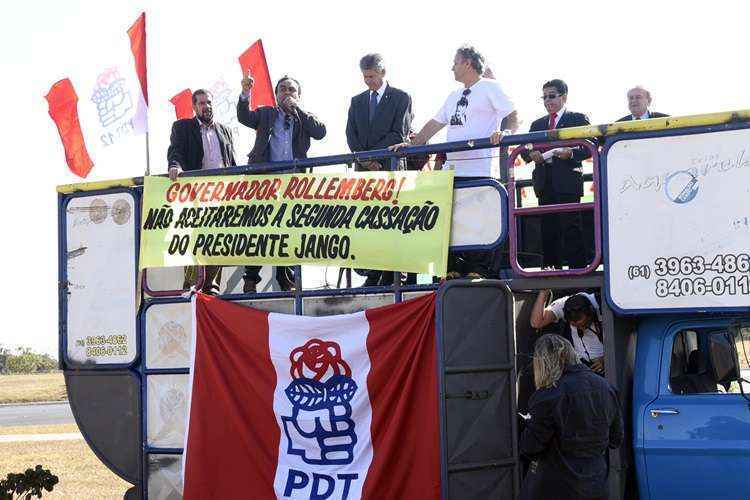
633,111,651,120
548,107,566,127
371,80,388,99
195,117,214,129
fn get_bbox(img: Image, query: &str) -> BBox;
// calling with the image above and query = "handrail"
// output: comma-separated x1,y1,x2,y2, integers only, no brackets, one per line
56,108,750,194
506,139,602,277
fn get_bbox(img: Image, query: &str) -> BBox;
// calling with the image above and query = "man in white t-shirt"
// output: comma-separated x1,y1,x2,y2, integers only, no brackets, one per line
530,290,605,374
389,45,518,178
389,46,517,279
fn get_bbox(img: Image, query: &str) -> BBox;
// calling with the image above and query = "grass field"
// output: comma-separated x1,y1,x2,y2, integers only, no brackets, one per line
0,372,66,404
0,424,130,499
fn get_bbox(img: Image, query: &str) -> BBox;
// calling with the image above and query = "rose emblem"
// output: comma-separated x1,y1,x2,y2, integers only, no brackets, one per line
289,339,351,381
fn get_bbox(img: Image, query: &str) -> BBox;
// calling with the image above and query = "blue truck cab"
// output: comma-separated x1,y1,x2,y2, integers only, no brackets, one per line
633,316,750,499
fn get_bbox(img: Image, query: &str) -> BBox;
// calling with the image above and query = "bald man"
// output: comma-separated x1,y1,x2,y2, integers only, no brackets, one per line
616,86,669,121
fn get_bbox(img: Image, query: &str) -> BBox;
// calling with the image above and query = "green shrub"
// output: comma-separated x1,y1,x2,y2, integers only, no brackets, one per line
0,346,57,375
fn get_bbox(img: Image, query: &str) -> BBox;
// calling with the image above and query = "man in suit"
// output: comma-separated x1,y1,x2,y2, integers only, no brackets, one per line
616,86,669,121
346,53,413,286
346,53,412,172
522,79,589,269
167,89,237,294
237,75,327,293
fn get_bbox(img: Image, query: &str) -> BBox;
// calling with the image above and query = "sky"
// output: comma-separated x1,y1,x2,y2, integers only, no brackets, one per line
1,0,749,356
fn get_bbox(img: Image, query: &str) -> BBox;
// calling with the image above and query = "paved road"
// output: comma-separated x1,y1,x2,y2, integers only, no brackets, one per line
0,402,74,427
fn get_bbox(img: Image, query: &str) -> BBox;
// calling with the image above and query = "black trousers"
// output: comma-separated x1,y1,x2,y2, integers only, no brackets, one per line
447,248,502,278
538,192,586,269
361,269,394,286
183,266,222,293
243,265,294,290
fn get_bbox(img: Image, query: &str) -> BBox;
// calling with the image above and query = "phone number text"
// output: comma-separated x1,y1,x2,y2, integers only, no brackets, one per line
655,275,750,298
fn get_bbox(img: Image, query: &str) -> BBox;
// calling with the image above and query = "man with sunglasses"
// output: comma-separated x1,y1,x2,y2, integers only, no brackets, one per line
530,290,605,375
237,75,327,293
521,79,590,270
392,46,517,178
390,46,517,278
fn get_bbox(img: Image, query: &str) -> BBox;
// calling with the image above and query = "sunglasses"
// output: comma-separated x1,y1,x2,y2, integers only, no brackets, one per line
542,93,562,100
457,88,471,106
283,115,292,130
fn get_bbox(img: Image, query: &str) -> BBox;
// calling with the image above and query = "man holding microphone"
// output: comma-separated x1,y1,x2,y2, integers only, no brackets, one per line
237,73,327,293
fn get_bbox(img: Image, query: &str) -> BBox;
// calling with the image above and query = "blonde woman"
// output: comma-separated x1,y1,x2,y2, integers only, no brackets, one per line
519,335,623,500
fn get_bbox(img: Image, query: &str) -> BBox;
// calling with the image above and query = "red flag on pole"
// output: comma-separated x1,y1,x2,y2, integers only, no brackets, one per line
238,39,274,110
127,12,148,105
170,89,194,120
45,79,94,178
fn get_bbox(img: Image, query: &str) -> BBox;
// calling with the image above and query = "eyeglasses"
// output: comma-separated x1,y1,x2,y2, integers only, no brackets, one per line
457,88,471,106
542,93,562,100
450,89,471,126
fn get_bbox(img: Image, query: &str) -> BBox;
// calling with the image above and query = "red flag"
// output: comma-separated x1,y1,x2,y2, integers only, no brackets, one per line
45,79,94,178
238,39,274,110
127,12,148,105
170,89,194,120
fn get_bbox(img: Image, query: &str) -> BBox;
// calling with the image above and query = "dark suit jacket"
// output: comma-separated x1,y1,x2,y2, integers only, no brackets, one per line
237,99,326,164
346,84,412,170
521,111,591,199
167,119,237,171
615,111,669,122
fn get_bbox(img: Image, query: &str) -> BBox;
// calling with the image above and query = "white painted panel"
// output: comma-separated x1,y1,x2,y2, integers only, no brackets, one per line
606,128,750,311
148,454,183,499
66,193,137,365
146,303,191,369
302,293,394,316
450,185,503,247
147,374,189,449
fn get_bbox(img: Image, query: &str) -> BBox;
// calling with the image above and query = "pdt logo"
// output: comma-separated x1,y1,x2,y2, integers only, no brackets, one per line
282,339,358,465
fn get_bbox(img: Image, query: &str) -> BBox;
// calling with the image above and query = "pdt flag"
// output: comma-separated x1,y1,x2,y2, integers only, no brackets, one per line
45,13,148,178
183,293,441,499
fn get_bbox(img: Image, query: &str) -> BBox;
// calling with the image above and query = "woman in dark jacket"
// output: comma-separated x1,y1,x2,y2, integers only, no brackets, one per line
520,334,624,500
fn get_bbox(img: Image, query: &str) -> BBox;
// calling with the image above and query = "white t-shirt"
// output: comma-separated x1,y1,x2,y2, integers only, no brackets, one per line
433,78,514,178
548,293,604,361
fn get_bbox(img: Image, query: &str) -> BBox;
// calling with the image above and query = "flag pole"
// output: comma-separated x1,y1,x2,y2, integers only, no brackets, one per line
145,130,151,176
127,12,149,177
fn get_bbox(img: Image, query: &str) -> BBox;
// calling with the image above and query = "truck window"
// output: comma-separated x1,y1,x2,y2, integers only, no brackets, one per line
732,327,750,394
669,328,750,395
669,330,717,395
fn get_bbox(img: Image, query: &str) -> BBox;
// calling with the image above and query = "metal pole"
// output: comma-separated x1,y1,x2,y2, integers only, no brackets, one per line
145,131,151,177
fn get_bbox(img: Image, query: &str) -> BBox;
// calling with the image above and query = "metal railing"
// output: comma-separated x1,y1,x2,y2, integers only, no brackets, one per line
506,139,602,277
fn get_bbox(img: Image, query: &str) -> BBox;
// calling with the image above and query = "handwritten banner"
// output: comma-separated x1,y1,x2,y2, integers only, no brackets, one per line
139,171,454,275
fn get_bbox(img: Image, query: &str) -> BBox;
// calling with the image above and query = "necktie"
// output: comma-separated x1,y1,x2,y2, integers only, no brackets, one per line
369,91,378,123
548,112,557,130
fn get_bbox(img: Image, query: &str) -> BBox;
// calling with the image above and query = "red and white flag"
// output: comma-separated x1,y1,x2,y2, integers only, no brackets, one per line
45,12,149,178
183,293,441,499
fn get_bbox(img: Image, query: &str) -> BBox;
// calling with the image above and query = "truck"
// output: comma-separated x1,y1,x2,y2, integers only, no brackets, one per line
56,109,750,499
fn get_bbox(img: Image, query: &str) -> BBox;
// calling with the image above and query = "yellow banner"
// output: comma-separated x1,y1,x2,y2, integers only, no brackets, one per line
139,171,454,275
